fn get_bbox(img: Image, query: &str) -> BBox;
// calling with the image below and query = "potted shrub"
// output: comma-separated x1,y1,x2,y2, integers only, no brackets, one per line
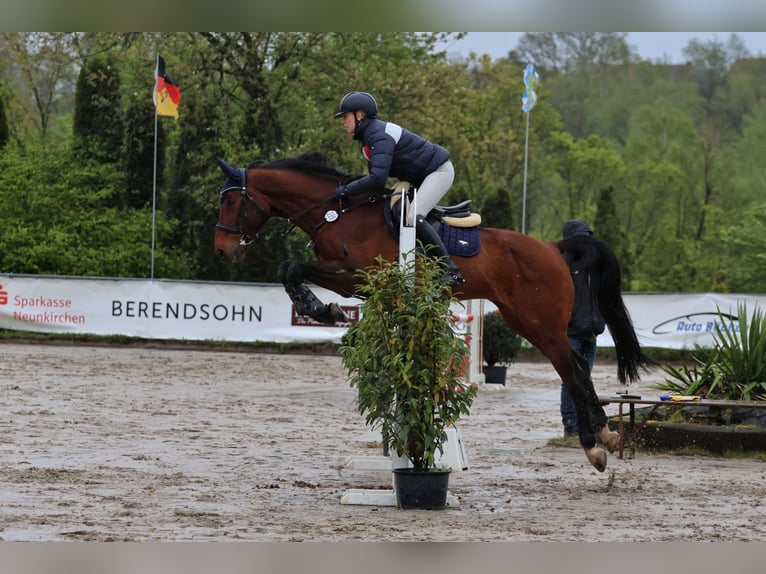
339,251,478,510
481,310,522,385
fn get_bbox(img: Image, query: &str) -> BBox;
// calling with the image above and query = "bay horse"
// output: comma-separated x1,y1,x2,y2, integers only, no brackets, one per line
213,152,652,472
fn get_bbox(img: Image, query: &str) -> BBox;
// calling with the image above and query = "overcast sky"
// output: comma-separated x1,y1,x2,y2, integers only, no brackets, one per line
443,32,766,63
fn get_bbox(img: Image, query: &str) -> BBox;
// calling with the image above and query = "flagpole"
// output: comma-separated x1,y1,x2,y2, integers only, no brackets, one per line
151,55,159,280
150,54,182,279
522,110,530,235
520,63,539,236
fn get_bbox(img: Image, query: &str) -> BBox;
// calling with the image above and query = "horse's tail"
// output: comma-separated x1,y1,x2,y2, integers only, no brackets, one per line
557,234,655,384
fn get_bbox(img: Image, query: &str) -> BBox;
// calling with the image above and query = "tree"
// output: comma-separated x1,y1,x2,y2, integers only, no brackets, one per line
196,32,329,159
0,89,8,150
560,134,625,220
713,57,766,135
581,61,675,145
124,99,161,209
732,99,766,203
72,54,124,164
0,144,194,278
512,32,630,74
512,33,631,138
682,34,749,104
480,188,514,229
452,55,564,234
0,32,79,143
721,204,766,292
593,185,632,284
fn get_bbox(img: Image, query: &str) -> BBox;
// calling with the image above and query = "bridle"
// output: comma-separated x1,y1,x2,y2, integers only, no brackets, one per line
215,168,268,247
215,165,395,251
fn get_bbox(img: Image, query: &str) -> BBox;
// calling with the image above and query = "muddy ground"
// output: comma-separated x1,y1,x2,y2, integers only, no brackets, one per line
1,341,764,541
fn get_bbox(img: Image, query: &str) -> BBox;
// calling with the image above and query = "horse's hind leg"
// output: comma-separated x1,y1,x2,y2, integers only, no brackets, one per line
569,350,619,453
598,424,620,453
278,261,347,324
553,347,613,472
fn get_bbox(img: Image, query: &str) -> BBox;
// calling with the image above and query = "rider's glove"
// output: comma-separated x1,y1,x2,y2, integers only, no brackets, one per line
333,186,347,201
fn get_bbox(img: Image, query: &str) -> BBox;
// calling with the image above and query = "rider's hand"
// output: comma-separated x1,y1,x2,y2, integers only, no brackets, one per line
333,186,347,201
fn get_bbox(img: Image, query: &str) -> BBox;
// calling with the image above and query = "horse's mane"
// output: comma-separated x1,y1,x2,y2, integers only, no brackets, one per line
249,152,350,181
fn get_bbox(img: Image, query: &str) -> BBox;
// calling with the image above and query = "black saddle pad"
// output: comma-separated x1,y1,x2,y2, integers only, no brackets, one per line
440,223,480,257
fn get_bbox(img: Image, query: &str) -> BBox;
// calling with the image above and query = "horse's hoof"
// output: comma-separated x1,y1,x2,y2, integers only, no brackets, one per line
585,447,607,472
328,302,348,323
599,426,620,453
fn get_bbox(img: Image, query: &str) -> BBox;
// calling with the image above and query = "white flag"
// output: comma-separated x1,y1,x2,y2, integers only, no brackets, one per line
521,63,540,114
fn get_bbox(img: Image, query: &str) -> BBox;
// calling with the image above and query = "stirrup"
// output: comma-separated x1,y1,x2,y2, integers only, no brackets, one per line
440,270,465,287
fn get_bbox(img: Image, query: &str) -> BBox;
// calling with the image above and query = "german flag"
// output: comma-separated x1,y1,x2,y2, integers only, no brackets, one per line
154,55,181,120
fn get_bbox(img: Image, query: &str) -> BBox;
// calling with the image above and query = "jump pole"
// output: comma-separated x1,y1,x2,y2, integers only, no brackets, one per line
452,300,485,387
340,190,466,507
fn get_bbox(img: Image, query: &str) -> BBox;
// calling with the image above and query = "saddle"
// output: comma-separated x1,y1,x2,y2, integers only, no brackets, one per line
384,182,482,257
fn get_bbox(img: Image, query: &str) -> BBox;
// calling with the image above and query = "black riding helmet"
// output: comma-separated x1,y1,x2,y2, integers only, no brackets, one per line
334,91,378,118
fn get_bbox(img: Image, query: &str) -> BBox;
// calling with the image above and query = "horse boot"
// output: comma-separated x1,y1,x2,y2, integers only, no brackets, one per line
414,215,465,287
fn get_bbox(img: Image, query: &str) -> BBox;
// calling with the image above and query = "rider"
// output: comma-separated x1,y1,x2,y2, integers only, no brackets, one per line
333,91,464,287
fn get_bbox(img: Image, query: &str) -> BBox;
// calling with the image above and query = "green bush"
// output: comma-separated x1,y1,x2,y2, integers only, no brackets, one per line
482,311,522,366
654,303,766,401
340,251,477,470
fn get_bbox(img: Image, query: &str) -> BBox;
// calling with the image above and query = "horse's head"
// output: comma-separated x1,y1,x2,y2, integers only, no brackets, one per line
214,158,271,263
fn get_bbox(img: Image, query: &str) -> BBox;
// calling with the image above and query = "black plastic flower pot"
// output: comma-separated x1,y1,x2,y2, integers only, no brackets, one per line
392,468,451,510
483,364,507,385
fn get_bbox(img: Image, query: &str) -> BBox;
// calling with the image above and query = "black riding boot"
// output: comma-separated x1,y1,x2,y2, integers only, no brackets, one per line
414,215,465,287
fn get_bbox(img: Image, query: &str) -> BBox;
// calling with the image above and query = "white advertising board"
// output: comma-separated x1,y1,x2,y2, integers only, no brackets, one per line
595,292,766,350
0,275,360,343
1,274,765,349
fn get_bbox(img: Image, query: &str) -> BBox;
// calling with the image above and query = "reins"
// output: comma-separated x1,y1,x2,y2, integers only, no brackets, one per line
215,162,400,257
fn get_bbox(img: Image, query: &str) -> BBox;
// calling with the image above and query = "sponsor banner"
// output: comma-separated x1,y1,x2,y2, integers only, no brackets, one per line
596,292,766,350
477,293,766,350
1,275,764,348
0,275,361,343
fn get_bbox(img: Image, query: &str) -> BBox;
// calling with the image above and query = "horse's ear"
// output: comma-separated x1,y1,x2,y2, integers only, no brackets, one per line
217,158,241,182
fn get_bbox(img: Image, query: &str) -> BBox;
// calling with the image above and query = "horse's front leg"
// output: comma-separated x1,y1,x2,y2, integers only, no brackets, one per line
278,261,348,324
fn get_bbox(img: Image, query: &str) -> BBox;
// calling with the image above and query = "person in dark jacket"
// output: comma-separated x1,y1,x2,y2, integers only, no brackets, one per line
333,91,464,286
560,219,606,438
